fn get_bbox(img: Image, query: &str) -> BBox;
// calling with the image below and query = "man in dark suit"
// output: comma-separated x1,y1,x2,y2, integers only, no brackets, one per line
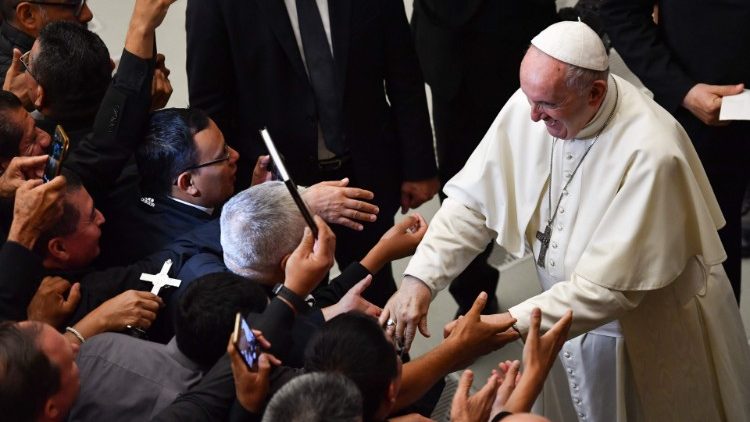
186,0,439,307
601,0,750,302
411,0,556,314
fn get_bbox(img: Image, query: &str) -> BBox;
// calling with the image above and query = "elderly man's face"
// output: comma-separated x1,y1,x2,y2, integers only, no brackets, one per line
519,47,597,140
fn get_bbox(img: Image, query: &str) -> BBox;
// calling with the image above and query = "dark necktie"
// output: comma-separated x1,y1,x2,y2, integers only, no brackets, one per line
296,0,347,155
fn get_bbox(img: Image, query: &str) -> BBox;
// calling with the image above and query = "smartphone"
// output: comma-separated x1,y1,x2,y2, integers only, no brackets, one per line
259,128,319,238
43,125,70,183
232,312,259,370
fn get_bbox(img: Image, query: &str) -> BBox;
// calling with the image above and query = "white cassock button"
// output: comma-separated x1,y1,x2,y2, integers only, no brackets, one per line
572,383,578,388
559,207,565,214
550,260,556,267
575,398,581,404
562,189,569,195
567,368,573,374
566,153,573,160
564,171,572,179
552,241,558,249
563,351,570,358
557,224,563,231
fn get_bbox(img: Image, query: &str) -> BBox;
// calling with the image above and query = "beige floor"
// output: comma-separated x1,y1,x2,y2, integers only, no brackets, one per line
88,0,750,390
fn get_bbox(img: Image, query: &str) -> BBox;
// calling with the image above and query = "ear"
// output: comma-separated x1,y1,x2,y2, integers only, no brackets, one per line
43,396,60,421
14,3,44,35
47,237,69,262
279,254,291,273
33,83,45,110
588,79,608,106
175,172,199,197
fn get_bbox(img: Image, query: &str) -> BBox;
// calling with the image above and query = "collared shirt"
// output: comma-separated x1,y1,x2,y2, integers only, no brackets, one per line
69,334,204,422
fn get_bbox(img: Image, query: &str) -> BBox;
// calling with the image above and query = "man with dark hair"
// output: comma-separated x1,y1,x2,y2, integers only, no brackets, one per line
0,0,94,85
22,20,111,142
0,320,81,422
67,272,268,421
0,90,50,168
305,312,398,421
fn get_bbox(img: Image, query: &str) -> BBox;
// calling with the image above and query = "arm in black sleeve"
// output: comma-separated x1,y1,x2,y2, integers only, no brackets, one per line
599,0,694,112
311,261,370,307
64,49,154,199
0,241,43,321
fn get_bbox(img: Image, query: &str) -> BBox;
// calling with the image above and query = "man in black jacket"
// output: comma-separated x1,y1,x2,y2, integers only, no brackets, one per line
600,0,750,302
185,0,439,307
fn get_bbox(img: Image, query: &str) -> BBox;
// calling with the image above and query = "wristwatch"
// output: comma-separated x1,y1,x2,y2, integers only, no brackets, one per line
272,284,310,313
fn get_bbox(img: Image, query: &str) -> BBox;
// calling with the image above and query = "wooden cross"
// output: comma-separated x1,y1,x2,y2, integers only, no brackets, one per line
140,259,182,295
536,224,552,268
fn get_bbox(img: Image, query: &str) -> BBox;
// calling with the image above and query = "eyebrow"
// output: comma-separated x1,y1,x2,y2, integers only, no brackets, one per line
213,143,228,160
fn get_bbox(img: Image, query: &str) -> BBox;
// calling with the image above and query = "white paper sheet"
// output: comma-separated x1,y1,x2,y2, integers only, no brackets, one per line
719,89,750,121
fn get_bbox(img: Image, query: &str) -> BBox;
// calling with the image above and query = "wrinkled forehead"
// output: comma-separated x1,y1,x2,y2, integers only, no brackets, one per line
520,47,570,100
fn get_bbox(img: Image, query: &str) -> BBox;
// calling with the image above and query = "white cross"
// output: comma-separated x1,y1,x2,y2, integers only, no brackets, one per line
140,259,182,295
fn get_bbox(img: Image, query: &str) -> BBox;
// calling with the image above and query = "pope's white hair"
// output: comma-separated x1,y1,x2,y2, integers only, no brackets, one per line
564,64,610,95
220,181,306,283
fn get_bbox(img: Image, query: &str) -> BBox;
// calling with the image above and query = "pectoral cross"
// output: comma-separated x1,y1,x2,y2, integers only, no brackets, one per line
536,224,552,268
140,259,182,295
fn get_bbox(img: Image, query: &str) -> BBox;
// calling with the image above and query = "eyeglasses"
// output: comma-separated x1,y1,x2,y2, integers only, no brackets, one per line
19,50,35,80
23,0,87,17
181,145,232,173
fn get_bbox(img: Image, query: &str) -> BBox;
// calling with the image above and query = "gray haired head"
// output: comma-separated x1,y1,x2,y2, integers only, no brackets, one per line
262,372,363,422
220,181,306,283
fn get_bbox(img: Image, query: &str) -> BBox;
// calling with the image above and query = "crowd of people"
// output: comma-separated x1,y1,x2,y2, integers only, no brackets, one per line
0,0,748,421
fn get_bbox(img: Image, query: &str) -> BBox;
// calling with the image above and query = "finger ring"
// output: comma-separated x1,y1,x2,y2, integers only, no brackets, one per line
386,318,396,327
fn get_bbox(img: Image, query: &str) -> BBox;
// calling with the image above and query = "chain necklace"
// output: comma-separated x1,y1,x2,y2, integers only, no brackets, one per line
535,78,619,268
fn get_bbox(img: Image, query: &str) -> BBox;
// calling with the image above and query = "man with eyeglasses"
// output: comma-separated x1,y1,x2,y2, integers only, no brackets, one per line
0,0,93,93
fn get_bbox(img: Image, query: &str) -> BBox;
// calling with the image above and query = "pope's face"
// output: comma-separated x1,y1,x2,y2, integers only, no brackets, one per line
519,47,597,140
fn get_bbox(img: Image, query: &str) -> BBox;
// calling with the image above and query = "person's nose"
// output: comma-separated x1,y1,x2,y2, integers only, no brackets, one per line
78,4,94,24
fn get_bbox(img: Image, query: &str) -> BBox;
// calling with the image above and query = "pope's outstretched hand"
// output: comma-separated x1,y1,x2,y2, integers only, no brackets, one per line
380,275,433,352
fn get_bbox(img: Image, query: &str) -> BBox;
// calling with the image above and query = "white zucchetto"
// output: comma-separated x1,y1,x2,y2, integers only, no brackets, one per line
531,20,608,71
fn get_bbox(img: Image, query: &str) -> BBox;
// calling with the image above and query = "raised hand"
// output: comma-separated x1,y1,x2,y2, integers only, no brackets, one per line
450,369,500,422
26,276,81,328
302,178,378,231
322,275,382,320
228,329,281,413
8,176,66,249
283,215,336,297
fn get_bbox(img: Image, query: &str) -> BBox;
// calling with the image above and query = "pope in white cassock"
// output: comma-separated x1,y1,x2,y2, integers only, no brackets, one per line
382,21,750,422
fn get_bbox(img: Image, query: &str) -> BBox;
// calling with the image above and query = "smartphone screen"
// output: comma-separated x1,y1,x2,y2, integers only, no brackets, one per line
43,125,70,183
233,313,258,369
259,128,319,238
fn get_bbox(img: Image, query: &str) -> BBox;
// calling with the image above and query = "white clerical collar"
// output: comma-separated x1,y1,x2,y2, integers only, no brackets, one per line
575,75,618,140
169,196,214,215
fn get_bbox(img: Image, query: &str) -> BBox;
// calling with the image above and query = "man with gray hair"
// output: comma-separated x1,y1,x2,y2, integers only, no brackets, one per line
383,21,750,421
262,373,363,422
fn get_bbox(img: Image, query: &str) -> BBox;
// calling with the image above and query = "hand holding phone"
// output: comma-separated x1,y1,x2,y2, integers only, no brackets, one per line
232,312,259,369
43,125,70,183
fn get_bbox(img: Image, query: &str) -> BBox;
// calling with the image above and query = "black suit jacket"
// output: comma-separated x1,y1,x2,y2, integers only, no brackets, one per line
186,0,436,191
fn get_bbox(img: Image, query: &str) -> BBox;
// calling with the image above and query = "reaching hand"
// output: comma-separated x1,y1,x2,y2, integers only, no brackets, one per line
250,155,273,186
379,275,433,353
3,49,33,109
228,329,281,413
150,54,173,111
8,176,66,250
125,0,178,58
441,292,519,371
283,215,336,297
0,155,48,199
302,178,378,231
450,369,500,422
377,213,428,261
399,177,439,213
681,83,744,126
491,360,521,417
322,275,382,320
26,277,81,328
